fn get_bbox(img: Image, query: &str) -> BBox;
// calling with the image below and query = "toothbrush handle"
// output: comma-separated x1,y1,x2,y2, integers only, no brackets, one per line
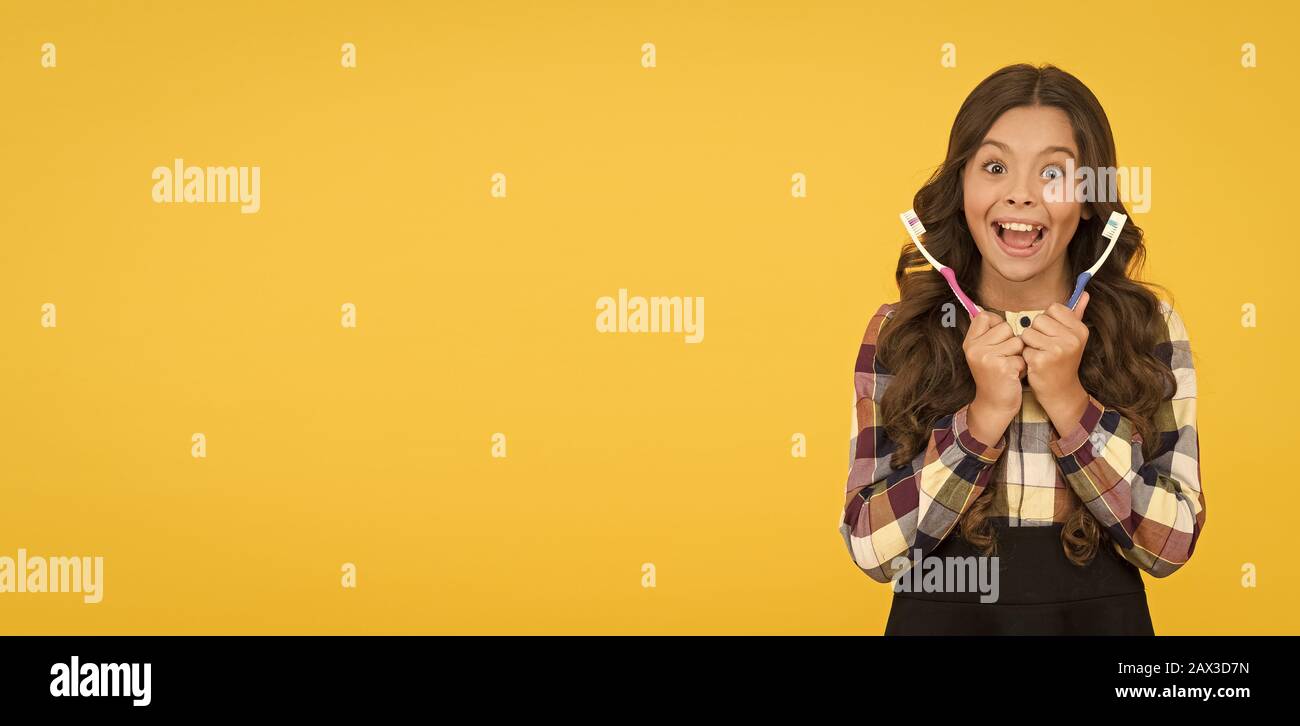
939,267,981,318
1067,272,1092,310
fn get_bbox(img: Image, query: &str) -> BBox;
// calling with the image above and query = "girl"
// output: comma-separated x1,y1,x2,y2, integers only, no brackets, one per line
838,64,1205,635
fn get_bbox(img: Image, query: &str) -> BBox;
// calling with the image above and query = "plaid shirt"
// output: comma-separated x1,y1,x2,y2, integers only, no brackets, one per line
838,300,1205,583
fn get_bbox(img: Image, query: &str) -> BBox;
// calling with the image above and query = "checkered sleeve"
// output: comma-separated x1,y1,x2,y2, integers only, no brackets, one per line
1048,302,1205,578
839,303,1010,583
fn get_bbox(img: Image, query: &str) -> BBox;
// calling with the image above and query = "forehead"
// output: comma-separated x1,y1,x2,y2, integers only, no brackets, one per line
982,105,1077,155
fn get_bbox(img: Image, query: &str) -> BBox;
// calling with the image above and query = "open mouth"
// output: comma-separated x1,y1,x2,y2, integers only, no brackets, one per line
992,220,1046,257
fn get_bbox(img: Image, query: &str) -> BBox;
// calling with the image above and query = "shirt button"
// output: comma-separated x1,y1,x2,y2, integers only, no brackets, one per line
1019,315,1031,327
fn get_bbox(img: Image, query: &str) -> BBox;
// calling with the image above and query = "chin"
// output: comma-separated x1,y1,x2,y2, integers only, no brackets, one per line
987,260,1046,282
977,245,1049,281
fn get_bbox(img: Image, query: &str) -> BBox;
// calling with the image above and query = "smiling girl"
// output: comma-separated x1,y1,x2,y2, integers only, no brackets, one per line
838,64,1206,635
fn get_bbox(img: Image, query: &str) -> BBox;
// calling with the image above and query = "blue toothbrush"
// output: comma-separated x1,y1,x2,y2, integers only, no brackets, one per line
1067,211,1128,309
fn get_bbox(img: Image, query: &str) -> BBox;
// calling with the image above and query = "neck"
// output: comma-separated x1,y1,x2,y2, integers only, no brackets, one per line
976,260,1072,312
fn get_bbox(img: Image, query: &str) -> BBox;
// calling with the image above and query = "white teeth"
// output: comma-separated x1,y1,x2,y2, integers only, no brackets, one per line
998,221,1043,232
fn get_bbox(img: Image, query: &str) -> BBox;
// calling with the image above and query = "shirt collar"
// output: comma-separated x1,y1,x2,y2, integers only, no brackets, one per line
981,306,1048,335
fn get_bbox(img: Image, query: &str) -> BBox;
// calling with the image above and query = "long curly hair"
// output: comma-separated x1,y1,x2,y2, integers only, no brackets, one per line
876,63,1176,566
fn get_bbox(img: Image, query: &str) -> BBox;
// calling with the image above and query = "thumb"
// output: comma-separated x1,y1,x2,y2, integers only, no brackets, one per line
1074,290,1090,319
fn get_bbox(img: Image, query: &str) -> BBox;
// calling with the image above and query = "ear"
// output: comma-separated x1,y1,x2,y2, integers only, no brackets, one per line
1080,204,1094,221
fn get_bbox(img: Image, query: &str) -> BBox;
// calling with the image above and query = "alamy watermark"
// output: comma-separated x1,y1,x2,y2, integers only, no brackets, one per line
151,158,261,214
890,549,1000,603
50,657,150,706
595,288,704,343
0,548,103,603
1044,158,1151,213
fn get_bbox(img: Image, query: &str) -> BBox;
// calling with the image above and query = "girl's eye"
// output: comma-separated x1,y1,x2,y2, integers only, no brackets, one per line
1042,165,1065,181
982,160,1006,175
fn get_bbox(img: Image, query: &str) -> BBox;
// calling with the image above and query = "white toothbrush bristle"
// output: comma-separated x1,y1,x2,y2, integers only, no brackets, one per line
901,210,926,235
1102,211,1128,241
899,209,943,270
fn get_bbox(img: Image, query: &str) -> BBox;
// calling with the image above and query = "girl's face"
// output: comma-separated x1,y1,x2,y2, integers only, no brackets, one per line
961,104,1092,285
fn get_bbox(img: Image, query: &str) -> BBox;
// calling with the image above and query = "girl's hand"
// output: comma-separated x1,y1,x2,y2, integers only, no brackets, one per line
1021,291,1091,432
963,310,1026,443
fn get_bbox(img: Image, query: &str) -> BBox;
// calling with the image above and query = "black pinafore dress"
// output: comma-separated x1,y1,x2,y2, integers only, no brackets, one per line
882,519,1155,635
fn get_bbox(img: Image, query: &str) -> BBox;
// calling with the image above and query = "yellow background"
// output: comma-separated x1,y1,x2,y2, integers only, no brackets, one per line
0,0,1294,634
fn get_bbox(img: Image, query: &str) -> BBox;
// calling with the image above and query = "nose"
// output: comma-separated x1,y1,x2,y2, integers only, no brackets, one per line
1005,173,1039,208
1004,188,1037,208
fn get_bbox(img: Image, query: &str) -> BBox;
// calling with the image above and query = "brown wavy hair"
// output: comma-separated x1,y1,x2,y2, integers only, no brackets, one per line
876,63,1176,566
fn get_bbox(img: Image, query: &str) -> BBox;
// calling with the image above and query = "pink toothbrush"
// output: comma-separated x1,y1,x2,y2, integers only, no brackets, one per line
899,209,981,318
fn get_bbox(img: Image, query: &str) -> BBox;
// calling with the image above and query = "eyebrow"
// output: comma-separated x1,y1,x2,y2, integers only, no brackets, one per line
979,139,1076,158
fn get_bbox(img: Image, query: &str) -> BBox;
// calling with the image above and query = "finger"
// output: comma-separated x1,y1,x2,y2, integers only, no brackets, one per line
991,334,1025,357
1044,302,1078,327
966,310,1007,344
1046,296,1089,340
1021,350,1034,380
978,319,1015,346
1020,325,1050,351
1010,354,1027,379
967,310,997,339
1029,313,1068,338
